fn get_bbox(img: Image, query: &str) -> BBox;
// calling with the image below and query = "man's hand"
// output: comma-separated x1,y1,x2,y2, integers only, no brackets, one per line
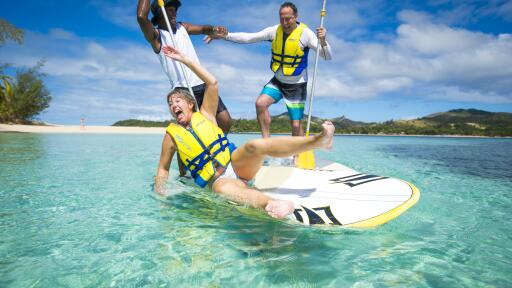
203,25,228,44
214,26,228,36
316,27,327,46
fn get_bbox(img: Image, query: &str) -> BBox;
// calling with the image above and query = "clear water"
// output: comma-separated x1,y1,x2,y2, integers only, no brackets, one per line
1,133,511,287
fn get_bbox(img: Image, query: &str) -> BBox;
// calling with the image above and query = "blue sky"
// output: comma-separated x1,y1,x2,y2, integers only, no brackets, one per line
1,0,512,125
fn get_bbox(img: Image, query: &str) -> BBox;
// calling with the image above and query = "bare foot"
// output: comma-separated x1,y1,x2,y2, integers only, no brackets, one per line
316,121,335,150
265,199,295,219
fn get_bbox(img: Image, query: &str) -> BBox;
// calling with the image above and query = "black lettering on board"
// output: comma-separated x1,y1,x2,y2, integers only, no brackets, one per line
293,206,342,225
329,174,388,187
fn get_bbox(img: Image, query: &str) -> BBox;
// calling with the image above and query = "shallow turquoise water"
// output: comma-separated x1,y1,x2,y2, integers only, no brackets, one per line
1,133,511,287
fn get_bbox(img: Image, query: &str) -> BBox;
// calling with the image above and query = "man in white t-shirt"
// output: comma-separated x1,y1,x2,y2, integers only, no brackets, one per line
210,2,332,138
137,0,232,134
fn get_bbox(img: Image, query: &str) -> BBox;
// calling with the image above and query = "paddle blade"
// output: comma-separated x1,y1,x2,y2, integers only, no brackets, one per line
296,150,315,169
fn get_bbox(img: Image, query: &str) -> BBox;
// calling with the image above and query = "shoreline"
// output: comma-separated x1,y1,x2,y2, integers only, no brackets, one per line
0,124,165,134
233,132,510,139
1,124,510,138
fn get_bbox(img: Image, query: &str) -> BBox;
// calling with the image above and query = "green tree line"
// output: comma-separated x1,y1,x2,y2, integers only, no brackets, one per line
113,109,512,137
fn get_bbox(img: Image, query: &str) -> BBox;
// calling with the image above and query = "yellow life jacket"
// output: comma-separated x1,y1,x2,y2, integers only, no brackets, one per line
166,112,233,187
271,22,309,76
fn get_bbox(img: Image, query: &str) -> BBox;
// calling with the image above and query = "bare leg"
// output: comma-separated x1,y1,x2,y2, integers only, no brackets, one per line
216,110,232,135
290,120,304,136
232,121,335,180
255,94,275,138
212,178,294,219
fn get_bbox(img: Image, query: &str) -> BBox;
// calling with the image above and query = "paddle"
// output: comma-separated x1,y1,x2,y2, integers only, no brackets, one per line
296,0,327,170
157,0,197,177
157,0,198,108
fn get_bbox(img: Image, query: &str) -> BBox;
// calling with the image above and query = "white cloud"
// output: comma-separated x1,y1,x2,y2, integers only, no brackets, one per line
0,28,174,124
315,73,413,100
423,86,511,103
2,1,511,124
101,0,364,39
196,41,277,101
426,0,512,24
397,11,491,55
92,0,140,30
498,1,512,21
48,28,78,40
325,10,512,103
136,114,170,121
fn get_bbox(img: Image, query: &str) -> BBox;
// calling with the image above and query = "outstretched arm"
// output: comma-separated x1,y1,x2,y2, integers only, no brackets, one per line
181,22,227,44
162,46,218,123
155,133,176,195
204,25,275,44
224,25,276,44
136,0,161,53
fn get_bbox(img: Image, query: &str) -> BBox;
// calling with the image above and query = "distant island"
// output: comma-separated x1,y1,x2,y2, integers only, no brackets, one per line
113,109,512,137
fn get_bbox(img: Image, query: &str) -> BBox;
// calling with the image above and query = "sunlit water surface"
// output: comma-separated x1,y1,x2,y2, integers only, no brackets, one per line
1,133,511,287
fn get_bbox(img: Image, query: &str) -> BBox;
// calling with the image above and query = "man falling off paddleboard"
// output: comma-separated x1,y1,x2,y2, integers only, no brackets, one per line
208,2,332,138
136,0,232,134
154,46,335,219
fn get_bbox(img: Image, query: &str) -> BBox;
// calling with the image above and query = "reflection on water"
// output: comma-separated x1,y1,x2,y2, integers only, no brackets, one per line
378,138,512,180
0,132,45,172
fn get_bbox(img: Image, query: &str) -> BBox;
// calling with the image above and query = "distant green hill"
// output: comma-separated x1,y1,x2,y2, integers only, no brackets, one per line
112,109,512,136
113,119,172,127
379,109,512,136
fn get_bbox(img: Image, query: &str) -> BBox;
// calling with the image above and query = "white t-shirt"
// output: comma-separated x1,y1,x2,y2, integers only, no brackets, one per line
157,23,204,89
225,24,332,84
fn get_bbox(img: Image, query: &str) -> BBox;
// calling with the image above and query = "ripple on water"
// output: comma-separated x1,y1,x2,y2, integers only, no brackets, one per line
1,133,511,286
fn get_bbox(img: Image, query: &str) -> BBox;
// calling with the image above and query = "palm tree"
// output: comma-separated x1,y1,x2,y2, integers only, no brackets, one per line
0,74,14,121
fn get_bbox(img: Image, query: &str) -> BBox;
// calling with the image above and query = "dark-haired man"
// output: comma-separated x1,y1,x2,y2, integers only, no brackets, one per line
136,0,232,134
211,2,332,138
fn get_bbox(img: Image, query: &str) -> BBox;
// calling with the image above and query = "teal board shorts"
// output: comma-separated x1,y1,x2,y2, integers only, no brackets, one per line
261,77,307,121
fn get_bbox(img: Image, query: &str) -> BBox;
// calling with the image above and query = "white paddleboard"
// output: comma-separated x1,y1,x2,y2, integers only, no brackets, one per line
254,160,420,227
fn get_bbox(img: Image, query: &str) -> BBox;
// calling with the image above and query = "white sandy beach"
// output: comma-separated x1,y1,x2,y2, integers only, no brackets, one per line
0,124,165,134
1,123,507,138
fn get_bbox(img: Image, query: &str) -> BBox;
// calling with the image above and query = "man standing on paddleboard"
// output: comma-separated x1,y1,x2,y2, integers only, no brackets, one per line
136,0,232,135
208,2,332,138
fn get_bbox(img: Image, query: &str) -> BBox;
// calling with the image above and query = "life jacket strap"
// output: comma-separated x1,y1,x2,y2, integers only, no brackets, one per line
207,135,230,159
185,134,230,178
186,152,212,178
271,52,304,59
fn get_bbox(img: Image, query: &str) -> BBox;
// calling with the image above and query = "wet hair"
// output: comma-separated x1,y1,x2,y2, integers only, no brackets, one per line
150,0,182,26
167,88,197,112
280,2,298,15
